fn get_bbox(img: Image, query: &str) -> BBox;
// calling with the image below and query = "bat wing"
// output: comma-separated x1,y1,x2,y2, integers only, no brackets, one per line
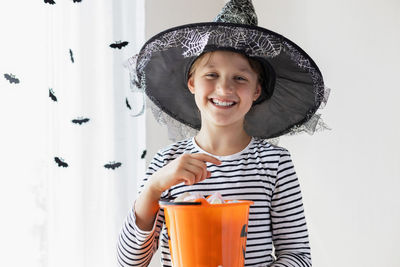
72,118,89,124
104,162,121,170
10,77,18,83
120,41,129,47
49,89,57,101
4,73,19,84
125,98,132,109
69,49,74,63
4,74,11,82
104,163,113,169
110,41,128,49
54,157,68,167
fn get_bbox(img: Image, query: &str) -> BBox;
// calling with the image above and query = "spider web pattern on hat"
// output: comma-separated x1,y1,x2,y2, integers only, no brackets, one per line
125,0,330,142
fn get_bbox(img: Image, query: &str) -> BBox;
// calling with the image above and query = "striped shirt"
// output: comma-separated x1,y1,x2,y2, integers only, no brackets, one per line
117,137,311,267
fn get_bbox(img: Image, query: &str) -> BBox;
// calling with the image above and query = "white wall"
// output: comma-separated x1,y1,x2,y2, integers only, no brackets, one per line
144,1,400,266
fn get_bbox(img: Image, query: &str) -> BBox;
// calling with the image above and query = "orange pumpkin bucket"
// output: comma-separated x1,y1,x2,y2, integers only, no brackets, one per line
159,198,253,267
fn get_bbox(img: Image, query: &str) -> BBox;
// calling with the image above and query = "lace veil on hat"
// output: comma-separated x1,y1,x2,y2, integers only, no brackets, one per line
125,0,330,142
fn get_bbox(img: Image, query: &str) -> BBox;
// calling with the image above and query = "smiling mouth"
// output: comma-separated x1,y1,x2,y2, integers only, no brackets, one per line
210,98,236,107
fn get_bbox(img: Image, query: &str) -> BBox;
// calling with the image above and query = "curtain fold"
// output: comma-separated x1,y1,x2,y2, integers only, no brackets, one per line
0,1,145,267
47,1,146,267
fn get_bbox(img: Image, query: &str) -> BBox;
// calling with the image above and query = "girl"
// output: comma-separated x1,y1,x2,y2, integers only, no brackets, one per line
118,0,329,266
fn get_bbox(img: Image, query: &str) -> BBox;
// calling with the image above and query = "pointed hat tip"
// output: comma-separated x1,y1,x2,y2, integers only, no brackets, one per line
214,0,258,26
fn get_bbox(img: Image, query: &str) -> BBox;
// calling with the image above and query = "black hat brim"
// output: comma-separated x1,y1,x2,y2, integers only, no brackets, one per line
136,22,325,138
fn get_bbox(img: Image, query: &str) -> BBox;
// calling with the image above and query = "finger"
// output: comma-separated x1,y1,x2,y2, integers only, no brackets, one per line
196,166,207,184
201,167,209,182
187,154,217,182
179,170,196,185
191,153,222,165
190,154,219,182
184,163,206,184
186,160,208,182
193,160,211,183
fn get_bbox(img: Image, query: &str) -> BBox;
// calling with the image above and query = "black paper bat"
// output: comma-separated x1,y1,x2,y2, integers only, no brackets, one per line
4,73,20,84
104,161,122,170
71,117,90,125
54,157,68,167
141,150,147,159
44,0,56,4
125,97,132,110
109,41,129,49
72,0,82,2
49,88,57,102
69,49,74,63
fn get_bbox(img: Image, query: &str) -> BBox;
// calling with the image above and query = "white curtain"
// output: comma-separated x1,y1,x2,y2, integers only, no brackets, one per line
0,1,145,266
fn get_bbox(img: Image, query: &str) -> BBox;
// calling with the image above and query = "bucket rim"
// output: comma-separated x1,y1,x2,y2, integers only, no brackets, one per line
159,198,202,206
159,198,254,207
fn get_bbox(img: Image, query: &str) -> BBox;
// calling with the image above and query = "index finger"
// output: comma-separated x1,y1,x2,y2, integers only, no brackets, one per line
191,153,222,165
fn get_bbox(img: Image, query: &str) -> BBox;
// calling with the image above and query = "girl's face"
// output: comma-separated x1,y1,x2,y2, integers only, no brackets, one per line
187,51,261,130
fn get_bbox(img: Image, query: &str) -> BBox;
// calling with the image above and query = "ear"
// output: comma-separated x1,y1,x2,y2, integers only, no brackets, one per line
253,83,262,101
187,76,195,94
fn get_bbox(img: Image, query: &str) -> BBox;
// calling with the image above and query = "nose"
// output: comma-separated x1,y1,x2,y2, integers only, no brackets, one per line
216,77,234,95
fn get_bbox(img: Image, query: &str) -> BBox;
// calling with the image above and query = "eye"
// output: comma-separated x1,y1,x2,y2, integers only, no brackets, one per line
205,73,218,78
234,76,247,81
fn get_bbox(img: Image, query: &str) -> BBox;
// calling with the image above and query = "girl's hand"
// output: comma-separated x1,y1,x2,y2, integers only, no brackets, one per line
150,153,221,193
135,153,220,231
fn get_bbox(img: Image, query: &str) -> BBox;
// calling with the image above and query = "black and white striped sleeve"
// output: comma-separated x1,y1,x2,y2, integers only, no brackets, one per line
270,149,312,267
117,151,167,267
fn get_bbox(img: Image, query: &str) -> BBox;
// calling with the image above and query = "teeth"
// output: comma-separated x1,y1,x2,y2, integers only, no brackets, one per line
212,99,235,106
